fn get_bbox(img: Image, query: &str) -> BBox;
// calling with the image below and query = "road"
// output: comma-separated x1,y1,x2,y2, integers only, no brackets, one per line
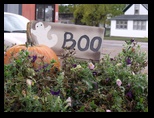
102,40,148,48
101,40,148,74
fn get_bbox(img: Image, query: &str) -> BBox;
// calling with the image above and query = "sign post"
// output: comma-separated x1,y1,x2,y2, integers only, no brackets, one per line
30,21,104,61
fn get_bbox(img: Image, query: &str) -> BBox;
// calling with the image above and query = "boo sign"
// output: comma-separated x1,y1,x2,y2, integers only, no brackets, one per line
30,21,104,61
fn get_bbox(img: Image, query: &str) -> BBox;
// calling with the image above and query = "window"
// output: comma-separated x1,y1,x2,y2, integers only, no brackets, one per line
116,20,127,29
133,21,146,30
134,4,140,15
36,4,55,22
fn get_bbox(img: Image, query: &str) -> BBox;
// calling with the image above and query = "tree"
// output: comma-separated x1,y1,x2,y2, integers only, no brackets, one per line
59,4,70,13
67,4,77,12
59,4,77,13
73,4,126,27
73,4,86,25
72,4,125,36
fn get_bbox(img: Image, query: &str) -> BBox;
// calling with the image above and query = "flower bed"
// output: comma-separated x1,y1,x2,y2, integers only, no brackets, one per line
4,39,148,112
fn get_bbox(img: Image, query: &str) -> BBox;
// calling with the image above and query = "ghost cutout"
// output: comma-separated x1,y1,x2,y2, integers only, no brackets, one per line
31,22,58,47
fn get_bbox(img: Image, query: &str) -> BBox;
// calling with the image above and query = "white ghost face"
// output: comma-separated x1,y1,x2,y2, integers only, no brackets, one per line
35,22,44,30
31,21,58,47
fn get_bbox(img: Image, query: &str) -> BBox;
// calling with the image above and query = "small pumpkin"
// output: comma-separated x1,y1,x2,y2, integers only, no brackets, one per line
4,21,60,72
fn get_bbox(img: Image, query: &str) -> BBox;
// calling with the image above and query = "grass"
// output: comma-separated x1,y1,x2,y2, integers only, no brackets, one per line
104,36,148,42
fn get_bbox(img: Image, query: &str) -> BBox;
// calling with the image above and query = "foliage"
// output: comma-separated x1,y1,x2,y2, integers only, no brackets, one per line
4,44,60,73
4,39,148,112
73,4,126,26
4,49,69,112
58,4,125,26
59,4,75,13
59,4,70,13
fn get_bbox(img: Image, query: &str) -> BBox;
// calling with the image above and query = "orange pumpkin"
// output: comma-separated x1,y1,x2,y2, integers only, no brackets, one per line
4,21,60,72
4,44,60,69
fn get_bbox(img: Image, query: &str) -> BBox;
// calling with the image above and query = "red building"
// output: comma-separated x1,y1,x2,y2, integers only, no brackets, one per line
4,4,59,22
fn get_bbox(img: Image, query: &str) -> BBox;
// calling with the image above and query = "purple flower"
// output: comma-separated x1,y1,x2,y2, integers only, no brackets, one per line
126,91,132,99
92,82,98,89
42,63,49,69
72,64,77,68
126,58,131,65
130,39,135,43
50,90,60,96
126,83,131,88
106,78,110,82
110,58,114,61
34,69,39,72
92,71,97,76
31,55,37,63
34,66,42,72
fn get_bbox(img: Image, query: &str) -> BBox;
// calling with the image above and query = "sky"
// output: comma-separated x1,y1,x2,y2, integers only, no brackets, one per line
59,4,69,6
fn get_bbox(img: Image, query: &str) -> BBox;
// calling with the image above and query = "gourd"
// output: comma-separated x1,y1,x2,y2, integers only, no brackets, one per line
4,22,60,72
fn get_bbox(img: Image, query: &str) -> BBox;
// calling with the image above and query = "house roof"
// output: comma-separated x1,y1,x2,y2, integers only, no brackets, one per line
142,4,148,10
110,15,148,20
123,4,148,12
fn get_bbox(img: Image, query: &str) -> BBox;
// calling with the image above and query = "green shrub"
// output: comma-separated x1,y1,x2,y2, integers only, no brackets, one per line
4,39,148,112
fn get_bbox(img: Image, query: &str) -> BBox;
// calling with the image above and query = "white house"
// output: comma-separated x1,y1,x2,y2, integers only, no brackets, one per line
110,4,148,38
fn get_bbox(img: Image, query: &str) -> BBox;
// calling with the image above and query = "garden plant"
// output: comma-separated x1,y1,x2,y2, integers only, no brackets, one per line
4,39,148,112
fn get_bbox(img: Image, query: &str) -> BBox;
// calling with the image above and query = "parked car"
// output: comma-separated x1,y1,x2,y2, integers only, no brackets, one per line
4,12,30,47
